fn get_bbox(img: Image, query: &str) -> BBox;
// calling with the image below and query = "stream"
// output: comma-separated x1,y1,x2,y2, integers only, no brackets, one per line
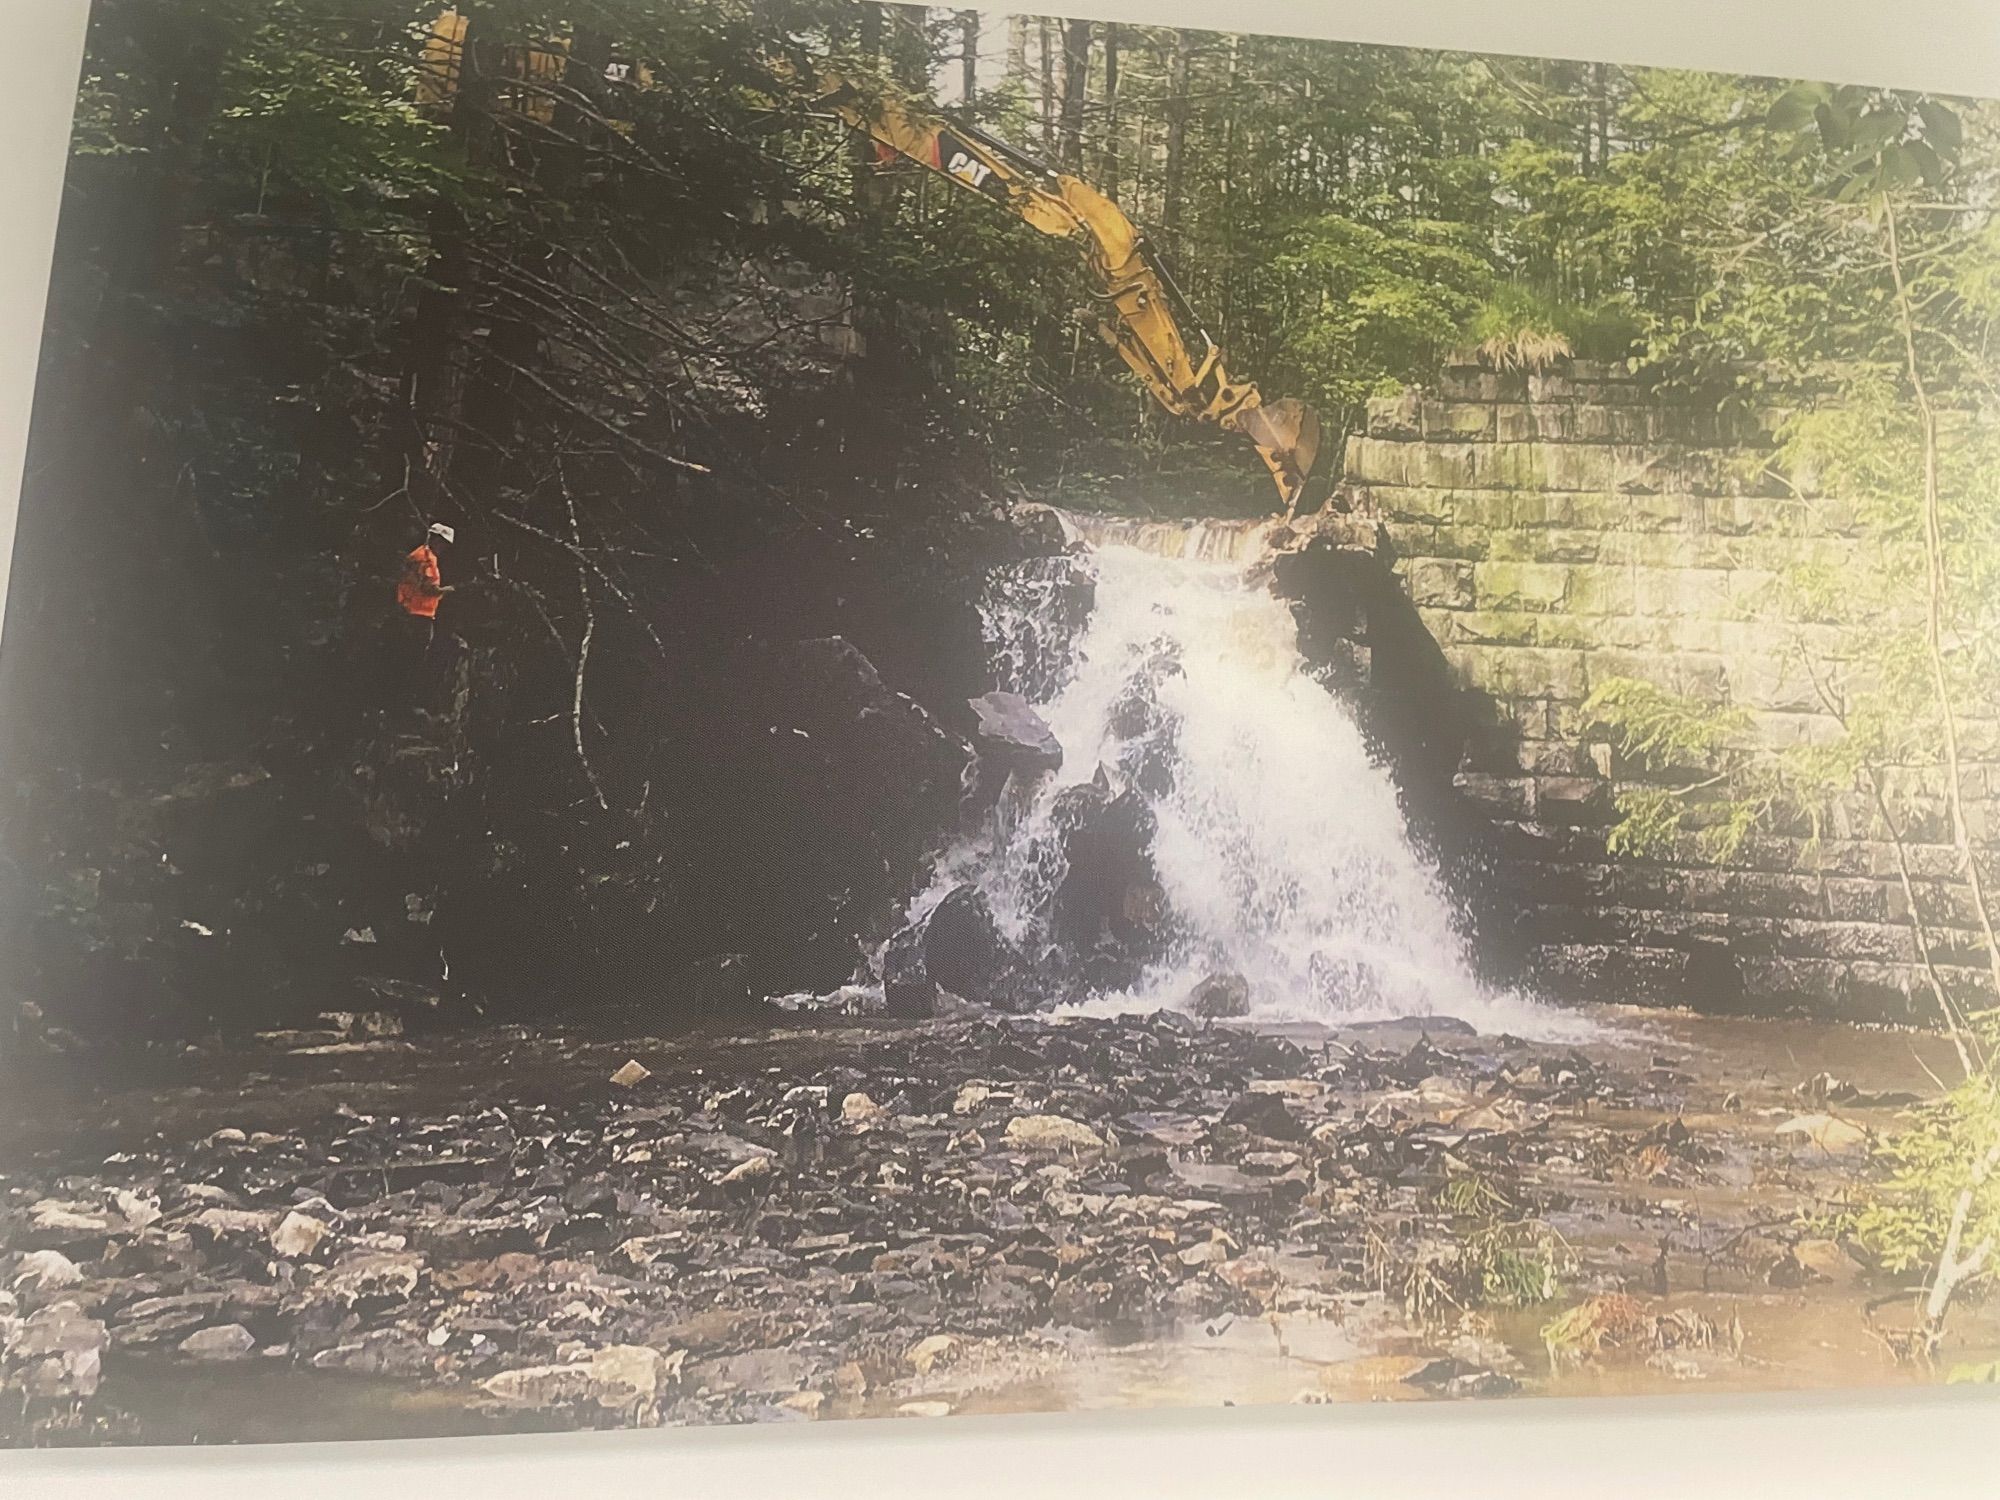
4,516,1994,1443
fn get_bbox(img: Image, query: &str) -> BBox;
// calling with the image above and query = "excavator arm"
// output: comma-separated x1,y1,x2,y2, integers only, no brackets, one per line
816,74,1320,513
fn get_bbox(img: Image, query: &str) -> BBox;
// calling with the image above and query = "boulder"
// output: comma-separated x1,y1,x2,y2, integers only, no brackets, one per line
1049,784,1160,948
180,1323,257,1360
6,1300,106,1399
881,921,938,1020
881,885,1038,1018
1187,971,1251,1019
270,1210,332,1260
312,1250,424,1306
968,692,1063,776
920,886,1036,1010
1222,1089,1305,1141
10,1250,83,1293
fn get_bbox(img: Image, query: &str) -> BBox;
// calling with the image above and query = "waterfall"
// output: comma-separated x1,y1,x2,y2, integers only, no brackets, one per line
927,517,1582,1037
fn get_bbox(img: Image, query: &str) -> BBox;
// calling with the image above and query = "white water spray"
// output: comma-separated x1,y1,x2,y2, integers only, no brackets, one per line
934,519,1582,1038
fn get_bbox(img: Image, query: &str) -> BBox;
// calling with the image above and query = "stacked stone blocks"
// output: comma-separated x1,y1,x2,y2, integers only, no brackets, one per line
1347,358,1997,1018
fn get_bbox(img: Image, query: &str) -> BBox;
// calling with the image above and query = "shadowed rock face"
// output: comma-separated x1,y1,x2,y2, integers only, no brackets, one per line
884,885,1038,1019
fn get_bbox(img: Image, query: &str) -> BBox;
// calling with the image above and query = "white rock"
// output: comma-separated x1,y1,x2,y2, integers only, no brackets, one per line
270,1210,332,1259
9,1301,106,1398
905,1333,961,1374
1775,1113,1870,1154
315,1250,424,1305
721,1155,774,1186
609,1059,651,1088
29,1200,115,1235
478,1345,684,1414
842,1092,890,1129
11,1250,83,1292
190,1207,280,1238
113,1190,162,1232
180,1323,257,1360
1003,1114,1105,1155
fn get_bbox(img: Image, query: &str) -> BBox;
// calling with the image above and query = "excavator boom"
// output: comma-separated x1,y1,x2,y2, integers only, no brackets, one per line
816,75,1320,512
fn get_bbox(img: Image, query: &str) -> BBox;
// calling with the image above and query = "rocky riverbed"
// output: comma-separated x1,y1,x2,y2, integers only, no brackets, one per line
2,1006,1991,1444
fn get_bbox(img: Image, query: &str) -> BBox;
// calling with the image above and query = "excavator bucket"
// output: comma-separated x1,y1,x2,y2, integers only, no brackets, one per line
1234,397,1323,513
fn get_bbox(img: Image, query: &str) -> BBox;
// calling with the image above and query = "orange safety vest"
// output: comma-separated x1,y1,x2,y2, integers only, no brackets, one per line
397,544,445,619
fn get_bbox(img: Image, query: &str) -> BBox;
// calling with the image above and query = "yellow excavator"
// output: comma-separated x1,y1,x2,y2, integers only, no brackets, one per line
814,73,1320,514
415,11,1321,513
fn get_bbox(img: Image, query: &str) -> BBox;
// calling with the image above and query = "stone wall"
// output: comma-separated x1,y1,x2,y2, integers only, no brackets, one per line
1343,358,1998,1020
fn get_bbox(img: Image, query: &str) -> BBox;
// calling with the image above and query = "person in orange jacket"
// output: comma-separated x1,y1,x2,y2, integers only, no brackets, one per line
397,523,456,622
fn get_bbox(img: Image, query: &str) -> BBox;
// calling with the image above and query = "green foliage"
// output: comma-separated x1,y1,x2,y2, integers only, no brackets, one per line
1263,214,1489,428
1765,82,1964,200
1470,283,1640,368
210,16,457,214
1432,1168,1568,1311
1852,1069,2000,1285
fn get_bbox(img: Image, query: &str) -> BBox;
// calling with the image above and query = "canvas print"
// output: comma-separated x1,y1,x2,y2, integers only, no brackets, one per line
3,0,1998,1445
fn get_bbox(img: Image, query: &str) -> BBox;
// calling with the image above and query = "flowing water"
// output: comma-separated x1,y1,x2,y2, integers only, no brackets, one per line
923,516,1583,1039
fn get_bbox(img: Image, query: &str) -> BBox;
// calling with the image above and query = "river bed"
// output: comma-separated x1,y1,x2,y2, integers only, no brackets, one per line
4,1003,1991,1445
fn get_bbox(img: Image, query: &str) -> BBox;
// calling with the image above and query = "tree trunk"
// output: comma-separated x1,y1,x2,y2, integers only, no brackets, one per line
958,11,978,106
1593,62,1612,171
1101,24,1121,199
1038,17,1056,155
1163,32,1190,240
1058,19,1090,169
1006,14,1028,86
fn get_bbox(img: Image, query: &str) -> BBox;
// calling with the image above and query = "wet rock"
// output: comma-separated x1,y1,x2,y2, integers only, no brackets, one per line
1795,1072,1920,1109
270,1211,331,1260
916,886,1036,1012
1774,1113,1870,1154
1221,1091,1304,1142
981,551,1096,701
721,1156,775,1188
1240,1150,1302,1176
1003,1115,1106,1155
1346,1014,1478,1037
832,1360,868,1398
189,1207,280,1240
882,921,939,1020
1443,1368,1519,1398
969,691,1062,775
11,1250,83,1292
882,886,1037,1017
318,1010,405,1039
842,1092,890,1130
410,1216,537,1259
953,1082,1005,1116
1786,1238,1866,1286
905,1333,961,1374
180,1323,257,1360
1048,785,1159,951
313,1250,425,1306
1188,972,1250,1020
5,1300,106,1398
734,635,973,999
697,1346,814,1396
27,1200,120,1243
113,1291,236,1347
480,1345,682,1417
780,1389,826,1418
